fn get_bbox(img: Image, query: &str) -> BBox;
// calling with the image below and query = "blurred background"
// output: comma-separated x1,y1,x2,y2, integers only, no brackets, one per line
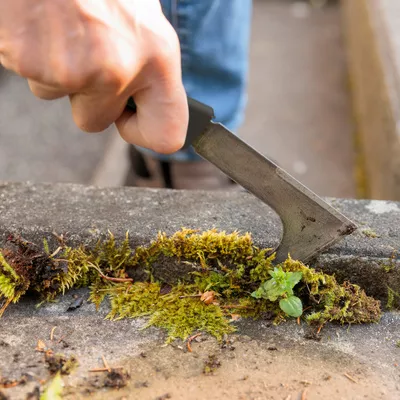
0,0,358,198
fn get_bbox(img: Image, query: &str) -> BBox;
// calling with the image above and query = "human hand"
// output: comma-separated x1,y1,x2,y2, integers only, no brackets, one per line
0,0,188,153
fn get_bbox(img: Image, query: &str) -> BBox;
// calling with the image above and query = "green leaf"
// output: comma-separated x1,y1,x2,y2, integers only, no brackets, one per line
287,272,302,288
279,296,303,317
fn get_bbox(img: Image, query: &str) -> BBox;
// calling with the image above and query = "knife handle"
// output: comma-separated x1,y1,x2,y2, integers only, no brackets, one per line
126,96,214,149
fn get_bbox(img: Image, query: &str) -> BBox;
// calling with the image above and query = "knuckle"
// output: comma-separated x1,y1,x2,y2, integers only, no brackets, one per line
150,28,180,72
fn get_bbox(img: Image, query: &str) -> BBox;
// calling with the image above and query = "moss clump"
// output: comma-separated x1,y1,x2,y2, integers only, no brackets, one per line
0,229,382,342
361,228,379,238
386,287,400,310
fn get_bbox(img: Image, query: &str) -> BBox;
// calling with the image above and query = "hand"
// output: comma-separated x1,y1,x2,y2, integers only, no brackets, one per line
0,0,188,154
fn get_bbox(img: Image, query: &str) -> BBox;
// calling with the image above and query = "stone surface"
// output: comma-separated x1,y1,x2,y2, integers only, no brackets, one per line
0,182,398,304
0,182,399,399
342,0,400,200
0,289,399,399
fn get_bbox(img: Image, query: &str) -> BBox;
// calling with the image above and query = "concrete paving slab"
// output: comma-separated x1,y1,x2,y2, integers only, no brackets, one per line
0,182,398,398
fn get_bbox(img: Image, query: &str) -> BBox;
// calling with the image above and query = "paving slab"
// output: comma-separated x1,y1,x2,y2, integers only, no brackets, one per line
0,182,399,399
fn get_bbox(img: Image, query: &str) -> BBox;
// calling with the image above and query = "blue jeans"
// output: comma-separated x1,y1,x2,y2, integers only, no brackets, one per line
138,0,252,162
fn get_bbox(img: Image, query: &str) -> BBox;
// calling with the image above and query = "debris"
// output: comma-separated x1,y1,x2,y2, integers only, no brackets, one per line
25,386,41,400
0,341,9,347
104,369,130,389
89,367,124,373
221,337,235,351
267,346,278,351
187,333,202,353
200,291,216,305
203,355,221,375
35,340,47,353
154,394,171,400
66,296,84,311
101,355,111,372
229,313,241,322
343,373,358,384
45,351,78,375
0,378,19,389
134,381,150,388
50,327,57,341
304,330,322,342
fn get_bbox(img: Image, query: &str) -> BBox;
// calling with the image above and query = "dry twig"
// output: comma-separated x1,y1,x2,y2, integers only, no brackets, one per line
102,355,111,372
343,373,358,384
187,333,202,353
50,327,57,341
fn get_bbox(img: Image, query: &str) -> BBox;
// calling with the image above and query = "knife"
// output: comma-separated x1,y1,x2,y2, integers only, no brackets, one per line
126,97,357,263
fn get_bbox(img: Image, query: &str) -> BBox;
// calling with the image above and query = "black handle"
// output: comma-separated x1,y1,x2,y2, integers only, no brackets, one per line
126,96,214,149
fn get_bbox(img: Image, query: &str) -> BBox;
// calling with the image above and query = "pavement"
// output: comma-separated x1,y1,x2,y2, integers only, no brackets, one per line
0,182,399,399
0,0,356,198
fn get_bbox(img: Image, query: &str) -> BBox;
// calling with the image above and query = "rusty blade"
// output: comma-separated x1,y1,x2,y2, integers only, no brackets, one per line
192,122,357,263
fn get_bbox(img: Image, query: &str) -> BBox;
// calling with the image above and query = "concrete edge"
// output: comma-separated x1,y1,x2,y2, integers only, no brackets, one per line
341,0,400,200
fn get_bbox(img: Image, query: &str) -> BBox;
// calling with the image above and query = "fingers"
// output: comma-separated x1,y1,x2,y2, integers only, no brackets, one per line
28,80,69,100
69,91,128,132
116,81,188,154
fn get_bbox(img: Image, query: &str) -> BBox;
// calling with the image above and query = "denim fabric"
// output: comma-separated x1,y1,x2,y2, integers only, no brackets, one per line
137,0,252,162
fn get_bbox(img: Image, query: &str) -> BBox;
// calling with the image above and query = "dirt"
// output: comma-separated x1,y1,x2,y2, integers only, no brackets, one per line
51,335,397,400
1,291,399,400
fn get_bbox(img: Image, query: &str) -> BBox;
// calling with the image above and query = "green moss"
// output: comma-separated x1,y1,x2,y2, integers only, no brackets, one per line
386,287,400,310
361,228,379,238
0,229,382,342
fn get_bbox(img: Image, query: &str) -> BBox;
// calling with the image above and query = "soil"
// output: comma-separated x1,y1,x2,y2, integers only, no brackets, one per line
56,335,396,400
1,292,399,400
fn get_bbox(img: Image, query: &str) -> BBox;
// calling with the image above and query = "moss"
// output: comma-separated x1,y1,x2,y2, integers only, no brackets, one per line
0,229,382,342
361,228,379,238
386,287,400,310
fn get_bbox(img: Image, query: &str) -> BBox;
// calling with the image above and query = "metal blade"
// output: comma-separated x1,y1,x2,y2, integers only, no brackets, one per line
192,123,357,263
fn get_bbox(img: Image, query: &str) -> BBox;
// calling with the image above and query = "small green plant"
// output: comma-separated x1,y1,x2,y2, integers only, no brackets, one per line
251,267,303,317
396,340,400,348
